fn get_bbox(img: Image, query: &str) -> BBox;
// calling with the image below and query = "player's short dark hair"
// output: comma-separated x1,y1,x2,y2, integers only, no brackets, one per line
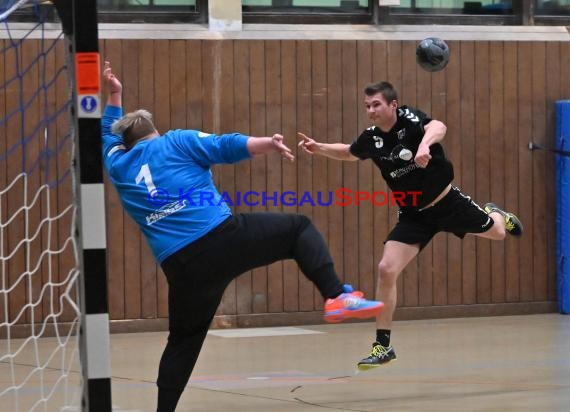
364,82,398,105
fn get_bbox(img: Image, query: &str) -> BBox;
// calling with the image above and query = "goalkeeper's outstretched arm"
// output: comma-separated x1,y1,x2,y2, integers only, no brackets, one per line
101,61,125,160
103,61,122,107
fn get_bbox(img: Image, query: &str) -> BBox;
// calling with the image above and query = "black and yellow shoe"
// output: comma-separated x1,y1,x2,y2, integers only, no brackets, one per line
357,342,397,371
484,203,523,237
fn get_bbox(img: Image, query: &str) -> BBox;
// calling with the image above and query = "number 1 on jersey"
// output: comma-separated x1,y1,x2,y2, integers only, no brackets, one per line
136,163,157,196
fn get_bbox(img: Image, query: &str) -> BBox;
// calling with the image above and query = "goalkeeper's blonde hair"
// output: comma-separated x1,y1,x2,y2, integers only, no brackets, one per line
112,109,157,149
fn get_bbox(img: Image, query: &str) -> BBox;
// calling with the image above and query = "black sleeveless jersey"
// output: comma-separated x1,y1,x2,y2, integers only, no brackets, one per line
349,105,454,210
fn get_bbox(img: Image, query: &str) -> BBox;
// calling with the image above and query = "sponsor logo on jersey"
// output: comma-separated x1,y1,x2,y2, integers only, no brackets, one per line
389,163,419,178
146,199,188,225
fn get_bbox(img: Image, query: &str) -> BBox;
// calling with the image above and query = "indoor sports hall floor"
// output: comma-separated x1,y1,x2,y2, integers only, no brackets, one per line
108,313,569,412
3,313,570,411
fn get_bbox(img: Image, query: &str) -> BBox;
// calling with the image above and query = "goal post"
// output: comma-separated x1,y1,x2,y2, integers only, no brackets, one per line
56,1,112,410
0,0,112,411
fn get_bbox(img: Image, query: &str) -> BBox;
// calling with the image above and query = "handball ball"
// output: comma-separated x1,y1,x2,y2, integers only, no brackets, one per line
416,37,450,72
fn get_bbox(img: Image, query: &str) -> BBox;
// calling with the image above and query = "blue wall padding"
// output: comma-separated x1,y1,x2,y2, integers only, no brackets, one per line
556,100,570,314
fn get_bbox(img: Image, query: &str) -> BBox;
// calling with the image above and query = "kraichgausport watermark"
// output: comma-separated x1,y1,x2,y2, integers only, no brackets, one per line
147,187,421,207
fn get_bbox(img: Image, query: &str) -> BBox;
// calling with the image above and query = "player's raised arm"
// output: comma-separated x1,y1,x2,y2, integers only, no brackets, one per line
103,61,122,108
101,61,126,157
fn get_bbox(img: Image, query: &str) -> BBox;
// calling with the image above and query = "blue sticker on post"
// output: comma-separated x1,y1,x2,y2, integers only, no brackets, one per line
80,96,98,114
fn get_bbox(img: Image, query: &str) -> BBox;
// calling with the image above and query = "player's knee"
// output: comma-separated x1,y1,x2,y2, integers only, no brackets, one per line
291,213,313,234
378,261,399,285
295,213,312,228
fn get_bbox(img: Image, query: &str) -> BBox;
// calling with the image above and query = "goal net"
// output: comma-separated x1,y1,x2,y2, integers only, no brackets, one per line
1,1,83,410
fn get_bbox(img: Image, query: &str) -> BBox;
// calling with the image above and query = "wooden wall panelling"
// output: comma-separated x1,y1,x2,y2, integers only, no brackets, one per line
545,41,562,301
356,40,375,299
5,39,25,327
122,39,143,320
265,40,285,314
322,40,342,285
57,40,76,323
0,40,5,328
92,38,563,329
444,40,463,306
556,38,568,300
3,34,566,336
217,40,238,318
201,41,217,136
22,40,41,325
281,40,300,314
517,41,534,302
474,40,492,304
384,41,406,307
41,39,57,320
401,40,420,308
296,39,316,312
489,41,506,304
186,40,204,130
1,39,9,328
153,39,171,319
250,39,269,315
139,39,159,320
503,41,520,303
371,40,390,302
101,39,125,321
325,41,345,295
416,40,435,308
431,63,449,307
340,40,360,293
459,41,477,305
531,41,549,302
311,40,329,307
20,40,38,324
232,40,254,316
562,42,570,97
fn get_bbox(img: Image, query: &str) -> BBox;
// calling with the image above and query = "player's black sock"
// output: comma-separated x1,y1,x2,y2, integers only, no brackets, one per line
376,329,391,347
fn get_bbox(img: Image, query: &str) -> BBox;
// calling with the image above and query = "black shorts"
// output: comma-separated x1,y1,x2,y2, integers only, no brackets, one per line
386,186,494,249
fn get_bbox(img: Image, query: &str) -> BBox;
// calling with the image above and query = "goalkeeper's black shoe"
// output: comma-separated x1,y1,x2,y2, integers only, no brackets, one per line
357,342,397,371
484,203,523,237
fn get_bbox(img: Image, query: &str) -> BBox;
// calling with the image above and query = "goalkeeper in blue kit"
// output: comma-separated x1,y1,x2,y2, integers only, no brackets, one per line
101,61,384,412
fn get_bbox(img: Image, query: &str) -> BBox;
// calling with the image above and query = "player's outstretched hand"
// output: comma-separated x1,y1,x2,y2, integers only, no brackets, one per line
272,134,295,162
297,132,318,155
103,61,122,94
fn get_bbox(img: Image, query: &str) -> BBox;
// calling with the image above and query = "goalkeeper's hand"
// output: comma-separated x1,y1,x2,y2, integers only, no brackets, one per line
103,61,122,94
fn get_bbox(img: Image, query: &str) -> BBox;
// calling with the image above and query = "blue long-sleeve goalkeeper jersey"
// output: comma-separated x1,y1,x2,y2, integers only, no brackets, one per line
101,105,251,263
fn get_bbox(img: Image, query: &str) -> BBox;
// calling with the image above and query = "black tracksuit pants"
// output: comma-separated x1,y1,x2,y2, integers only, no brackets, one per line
157,212,344,411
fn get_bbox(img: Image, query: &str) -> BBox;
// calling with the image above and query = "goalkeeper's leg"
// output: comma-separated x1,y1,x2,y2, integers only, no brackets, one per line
223,213,384,322
157,253,228,412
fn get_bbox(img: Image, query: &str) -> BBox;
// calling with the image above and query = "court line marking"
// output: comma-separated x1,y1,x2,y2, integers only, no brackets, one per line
208,326,323,338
